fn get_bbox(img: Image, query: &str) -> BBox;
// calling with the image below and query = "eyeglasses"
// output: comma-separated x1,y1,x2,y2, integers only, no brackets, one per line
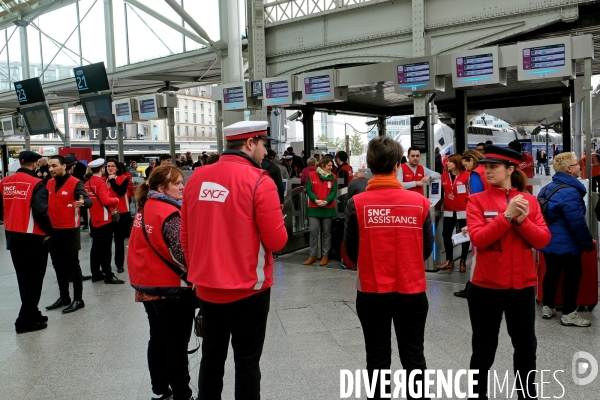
569,163,579,167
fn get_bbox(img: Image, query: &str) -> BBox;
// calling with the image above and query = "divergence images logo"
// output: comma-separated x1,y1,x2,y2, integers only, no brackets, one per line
572,351,598,386
199,182,229,203
413,121,425,130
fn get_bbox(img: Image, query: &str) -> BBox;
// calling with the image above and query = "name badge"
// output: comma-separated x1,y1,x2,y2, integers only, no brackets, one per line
61,191,68,195
484,210,498,223
456,185,467,194
327,182,331,189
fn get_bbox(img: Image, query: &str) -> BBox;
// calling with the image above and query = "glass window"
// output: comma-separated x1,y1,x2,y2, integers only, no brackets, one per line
185,125,188,134
201,114,204,124
184,112,188,122
201,102,204,111
184,99,188,109
176,111,180,122
209,127,212,135
194,126,197,135
176,125,180,136
202,127,205,136
193,114,196,123
193,101,196,110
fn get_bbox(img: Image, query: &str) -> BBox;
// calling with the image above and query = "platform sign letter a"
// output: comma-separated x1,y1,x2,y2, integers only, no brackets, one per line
199,182,229,203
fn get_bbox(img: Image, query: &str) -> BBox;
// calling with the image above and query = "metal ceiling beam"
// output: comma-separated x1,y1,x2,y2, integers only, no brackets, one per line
164,0,220,53
125,0,208,46
127,74,200,82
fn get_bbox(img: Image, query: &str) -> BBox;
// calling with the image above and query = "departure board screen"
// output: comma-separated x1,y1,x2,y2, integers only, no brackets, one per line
304,75,331,95
139,99,157,115
115,102,131,118
22,104,55,135
397,62,430,85
265,81,289,100
81,94,115,129
223,86,245,104
456,53,493,80
2,119,12,132
522,44,565,71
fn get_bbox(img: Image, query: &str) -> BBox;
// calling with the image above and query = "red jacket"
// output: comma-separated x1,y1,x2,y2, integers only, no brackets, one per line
308,170,336,209
128,198,190,296
181,151,288,304
124,171,135,198
108,175,130,214
467,186,551,290
338,163,353,187
47,176,80,229
301,165,316,185
401,163,425,196
441,170,470,213
2,171,46,235
472,165,490,192
85,175,119,228
353,188,430,294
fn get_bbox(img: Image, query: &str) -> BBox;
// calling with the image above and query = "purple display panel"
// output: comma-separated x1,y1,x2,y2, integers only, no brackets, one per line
223,87,244,104
304,75,331,95
265,81,289,99
397,62,429,84
523,44,565,70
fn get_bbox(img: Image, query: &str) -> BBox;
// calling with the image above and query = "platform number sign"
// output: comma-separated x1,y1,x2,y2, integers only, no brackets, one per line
13,78,46,106
72,62,110,95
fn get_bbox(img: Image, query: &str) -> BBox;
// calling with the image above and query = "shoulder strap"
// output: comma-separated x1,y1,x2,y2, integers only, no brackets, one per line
543,184,569,200
140,209,190,285
87,179,111,212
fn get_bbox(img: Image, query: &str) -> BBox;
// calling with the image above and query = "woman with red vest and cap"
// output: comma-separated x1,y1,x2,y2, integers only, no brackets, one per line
128,165,195,400
105,158,132,274
303,157,338,266
437,154,471,274
466,145,550,399
344,136,433,399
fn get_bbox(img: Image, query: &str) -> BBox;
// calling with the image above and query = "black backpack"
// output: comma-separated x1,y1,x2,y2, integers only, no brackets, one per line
538,184,568,225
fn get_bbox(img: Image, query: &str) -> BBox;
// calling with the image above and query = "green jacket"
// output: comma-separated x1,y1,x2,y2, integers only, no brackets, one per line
305,171,338,218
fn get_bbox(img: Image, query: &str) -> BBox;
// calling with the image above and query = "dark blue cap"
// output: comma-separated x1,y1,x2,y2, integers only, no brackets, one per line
19,151,42,164
479,145,523,165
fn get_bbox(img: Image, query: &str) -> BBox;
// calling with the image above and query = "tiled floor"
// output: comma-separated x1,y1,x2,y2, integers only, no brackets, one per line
0,227,599,399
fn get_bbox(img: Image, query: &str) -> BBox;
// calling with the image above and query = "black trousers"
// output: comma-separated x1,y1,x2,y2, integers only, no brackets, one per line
356,291,428,399
112,213,131,269
467,284,537,400
11,241,48,327
143,297,196,400
50,250,83,302
442,213,469,262
542,253,582,315
593,176,600,192
198,289,271,400
90,222,115,278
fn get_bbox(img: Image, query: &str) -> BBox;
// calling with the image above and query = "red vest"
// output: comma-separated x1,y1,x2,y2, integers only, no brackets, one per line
128,199,188,294
85,175,117,228
472,165,490,191
339,164,353,187
108,175,130,213
441,170,470,212
308,170,336,209
47,176,80,229
401,163,425,196
353,188,429,294
2,171,46,236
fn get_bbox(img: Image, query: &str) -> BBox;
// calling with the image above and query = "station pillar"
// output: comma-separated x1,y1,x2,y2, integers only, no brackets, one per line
377,117,386,136
455,89,468,154
573,101,583,159
302,108,315,162
219,0,244,129
1,145,8,176
562,80,573,153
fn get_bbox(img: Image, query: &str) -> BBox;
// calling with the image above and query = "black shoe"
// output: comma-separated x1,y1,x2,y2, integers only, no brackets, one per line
105,276,125,284
116,267,124,274
81,225,88,231
454,288,467,298
91,274,106,282
151,388,173,400
37,314,48,323
46,298,71,310
62,300,85,314
81,275,92,281
16,322,47,334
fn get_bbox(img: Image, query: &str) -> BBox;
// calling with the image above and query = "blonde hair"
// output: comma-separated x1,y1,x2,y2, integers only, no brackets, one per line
553,152,575,173
307,157,317,166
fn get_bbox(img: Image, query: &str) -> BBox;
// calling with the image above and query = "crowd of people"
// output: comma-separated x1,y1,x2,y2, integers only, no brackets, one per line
1,122,597,399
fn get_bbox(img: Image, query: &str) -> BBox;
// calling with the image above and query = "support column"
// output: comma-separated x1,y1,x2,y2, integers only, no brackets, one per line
63,103,71,147
1,145,8,176
19,26,30,79
573,101,583,159
117,122,125,163
302,108,315,163
583,58,595,236
216,101,224,153
455,89,467,154
377,116,386,136
167,107,176,163
562,81,573,153
104,0,116,73
247,0,268,122
220,0,244,127
99,128,106,159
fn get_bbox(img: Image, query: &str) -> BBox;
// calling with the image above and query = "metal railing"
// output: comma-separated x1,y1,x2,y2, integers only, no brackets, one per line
264,0,375,24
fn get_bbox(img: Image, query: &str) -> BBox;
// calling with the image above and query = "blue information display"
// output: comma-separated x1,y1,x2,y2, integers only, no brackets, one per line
265,80,289,102
456,53,493,82
223,86,245,105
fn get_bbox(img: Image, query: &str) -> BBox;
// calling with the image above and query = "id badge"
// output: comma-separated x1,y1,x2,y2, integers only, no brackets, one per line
484,210,498,223
457,185,467,194
448,193,454,200
327,182,331,189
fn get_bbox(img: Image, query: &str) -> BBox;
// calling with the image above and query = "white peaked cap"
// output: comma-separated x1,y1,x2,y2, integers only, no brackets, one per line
88,158,105,168
223,121,272,141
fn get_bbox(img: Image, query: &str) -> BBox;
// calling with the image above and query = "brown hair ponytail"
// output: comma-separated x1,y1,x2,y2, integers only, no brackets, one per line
510,168,527,192
135,165,184,209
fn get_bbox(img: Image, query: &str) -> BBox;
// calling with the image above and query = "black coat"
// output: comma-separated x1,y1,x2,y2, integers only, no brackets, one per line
262,159,285,204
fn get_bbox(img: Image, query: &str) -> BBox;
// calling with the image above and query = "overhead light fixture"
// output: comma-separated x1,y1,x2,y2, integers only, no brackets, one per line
365,119,379,126
286,111,302,121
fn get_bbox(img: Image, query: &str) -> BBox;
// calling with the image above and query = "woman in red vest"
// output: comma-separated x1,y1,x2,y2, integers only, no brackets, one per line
466,145,550,398
437,154,471,273
105,159,132,274
344,136,433,398
127,165,196,400
303,157,338,266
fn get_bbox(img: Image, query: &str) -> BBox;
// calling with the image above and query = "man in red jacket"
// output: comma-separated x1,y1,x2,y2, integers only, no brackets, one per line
182,120,287,400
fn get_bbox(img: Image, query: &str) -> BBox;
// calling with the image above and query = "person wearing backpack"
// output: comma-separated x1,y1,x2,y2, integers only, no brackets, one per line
538,152,595,327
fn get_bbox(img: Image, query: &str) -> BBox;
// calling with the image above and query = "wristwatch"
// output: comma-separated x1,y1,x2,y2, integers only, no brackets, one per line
504,214,513,224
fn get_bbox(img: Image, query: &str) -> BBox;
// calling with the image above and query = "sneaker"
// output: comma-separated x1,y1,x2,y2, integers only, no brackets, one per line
561,311,591,327
541,305,557,319
151,388,173,400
